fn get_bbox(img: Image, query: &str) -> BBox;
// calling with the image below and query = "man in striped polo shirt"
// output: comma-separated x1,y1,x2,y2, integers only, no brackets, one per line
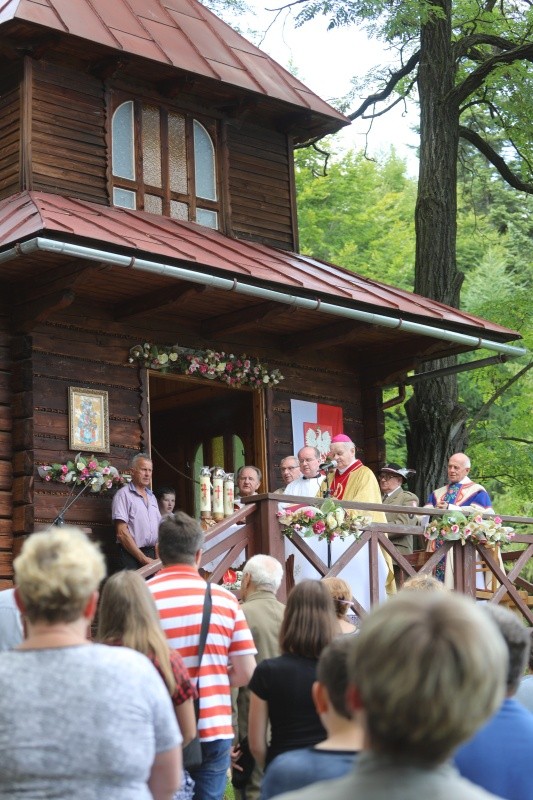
148,512,257,800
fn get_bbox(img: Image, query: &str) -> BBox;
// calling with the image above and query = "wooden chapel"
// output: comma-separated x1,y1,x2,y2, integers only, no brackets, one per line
0,0,524,579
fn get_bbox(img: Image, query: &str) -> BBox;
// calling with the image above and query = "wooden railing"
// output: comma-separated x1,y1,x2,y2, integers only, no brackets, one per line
138,493,533,624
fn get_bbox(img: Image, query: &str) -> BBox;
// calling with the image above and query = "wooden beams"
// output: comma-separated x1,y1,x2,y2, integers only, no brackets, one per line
158,74,197,99
282,320,360,353
89,55,128,80
14,289,75,333
201,301,286,338
113,281,206,320
10,262,101,333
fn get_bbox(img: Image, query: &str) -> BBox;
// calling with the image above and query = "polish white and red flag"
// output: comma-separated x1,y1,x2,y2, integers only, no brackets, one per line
290,400,343,461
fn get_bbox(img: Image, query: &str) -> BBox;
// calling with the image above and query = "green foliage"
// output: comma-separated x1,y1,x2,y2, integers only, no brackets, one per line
295,145,417,289
295,145,533,516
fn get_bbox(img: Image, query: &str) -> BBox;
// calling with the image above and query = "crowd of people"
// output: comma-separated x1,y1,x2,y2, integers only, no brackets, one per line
0,514,531,800
0,438,529,800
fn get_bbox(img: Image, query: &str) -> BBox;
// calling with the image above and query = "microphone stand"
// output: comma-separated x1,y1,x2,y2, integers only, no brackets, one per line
321,467,336,568
322,468,334,499
52,480,93,526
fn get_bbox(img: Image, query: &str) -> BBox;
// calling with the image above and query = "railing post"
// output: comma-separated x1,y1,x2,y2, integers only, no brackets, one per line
453,540,477,597
259,495,288,601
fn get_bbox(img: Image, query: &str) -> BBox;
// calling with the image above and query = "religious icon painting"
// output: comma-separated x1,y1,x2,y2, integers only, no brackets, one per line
68,387,110,453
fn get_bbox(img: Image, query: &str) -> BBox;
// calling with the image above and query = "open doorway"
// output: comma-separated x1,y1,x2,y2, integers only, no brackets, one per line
148,373,266,516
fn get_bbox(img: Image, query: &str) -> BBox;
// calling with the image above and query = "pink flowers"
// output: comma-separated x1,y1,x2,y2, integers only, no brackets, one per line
130,343,283,389
278,501,370,544
37,455,128,494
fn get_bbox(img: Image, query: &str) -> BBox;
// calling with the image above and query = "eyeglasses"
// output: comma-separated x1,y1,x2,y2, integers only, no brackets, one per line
299,458,318,464
378,474,395,480
281,465,299,471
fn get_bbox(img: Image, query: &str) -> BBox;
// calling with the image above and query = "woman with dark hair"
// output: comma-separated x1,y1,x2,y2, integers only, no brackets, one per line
156,486,176,518
247,579,337,773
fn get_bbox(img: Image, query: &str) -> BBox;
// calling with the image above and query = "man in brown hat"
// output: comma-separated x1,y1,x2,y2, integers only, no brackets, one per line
378,463,419,559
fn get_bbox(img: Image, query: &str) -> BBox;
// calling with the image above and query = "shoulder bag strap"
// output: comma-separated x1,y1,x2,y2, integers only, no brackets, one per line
194,583,212,722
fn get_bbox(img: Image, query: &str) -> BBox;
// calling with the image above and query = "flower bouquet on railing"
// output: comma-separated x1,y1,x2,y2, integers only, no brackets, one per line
424,511,514,546
37,454,129,493
278,498,373,544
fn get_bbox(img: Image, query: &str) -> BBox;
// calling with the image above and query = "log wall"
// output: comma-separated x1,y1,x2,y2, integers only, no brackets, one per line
226,122,296,250
30,60,108,202
0,64,22,200
0,315,13,587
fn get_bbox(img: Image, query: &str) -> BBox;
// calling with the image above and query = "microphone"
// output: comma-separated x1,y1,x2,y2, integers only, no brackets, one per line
319,459,337,470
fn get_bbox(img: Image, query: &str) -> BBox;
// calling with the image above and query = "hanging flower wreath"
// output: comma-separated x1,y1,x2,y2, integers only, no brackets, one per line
37,453,129,493
278,499,372,544
424,511,514,546
128,343,283,389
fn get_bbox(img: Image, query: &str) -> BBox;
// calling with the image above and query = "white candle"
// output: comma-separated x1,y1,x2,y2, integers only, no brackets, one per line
212,467,225,520
199,468,211,515
224,474,235,517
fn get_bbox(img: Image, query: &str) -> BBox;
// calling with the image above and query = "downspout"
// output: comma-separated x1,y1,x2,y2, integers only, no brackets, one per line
2,237,527,359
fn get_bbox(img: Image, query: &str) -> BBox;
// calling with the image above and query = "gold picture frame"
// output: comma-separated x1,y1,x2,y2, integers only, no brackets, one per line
68,387,109,453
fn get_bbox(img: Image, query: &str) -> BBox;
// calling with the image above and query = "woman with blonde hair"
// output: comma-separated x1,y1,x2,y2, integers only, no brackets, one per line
321,577,358,635
0,527,181,800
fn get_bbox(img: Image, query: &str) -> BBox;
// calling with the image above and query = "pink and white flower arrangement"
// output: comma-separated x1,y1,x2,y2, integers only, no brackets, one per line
38,453,129,493
278,499,372,544
129,343,283,389
424,511,514,545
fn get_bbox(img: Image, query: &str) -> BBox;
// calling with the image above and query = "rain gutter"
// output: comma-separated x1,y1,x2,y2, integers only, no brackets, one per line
3,237,527,359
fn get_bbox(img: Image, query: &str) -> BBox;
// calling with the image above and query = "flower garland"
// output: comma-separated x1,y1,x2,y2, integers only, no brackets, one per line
424,511,515,546
278,498,372,544
128,343,283,389
37,453,129,493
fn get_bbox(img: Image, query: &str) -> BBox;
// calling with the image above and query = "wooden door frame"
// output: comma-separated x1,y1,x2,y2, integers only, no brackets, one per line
145,370,268,489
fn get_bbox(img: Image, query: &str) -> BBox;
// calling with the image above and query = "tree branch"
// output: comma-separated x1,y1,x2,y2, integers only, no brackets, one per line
361,76,418,119
466,361,533,436
452,42,533,106
453,33,522,60
458,126,533,192
500,437,533,445
347,50,420,120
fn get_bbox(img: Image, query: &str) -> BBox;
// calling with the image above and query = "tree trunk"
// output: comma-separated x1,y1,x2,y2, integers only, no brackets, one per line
406,0,467,501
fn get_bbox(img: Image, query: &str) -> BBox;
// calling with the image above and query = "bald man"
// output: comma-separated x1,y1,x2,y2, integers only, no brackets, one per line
425,453,495,584
426,453,494,514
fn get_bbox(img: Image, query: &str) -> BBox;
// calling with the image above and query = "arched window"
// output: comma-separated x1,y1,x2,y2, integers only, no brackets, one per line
111,99,219,228
112,101,136,209
194,120,218,230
